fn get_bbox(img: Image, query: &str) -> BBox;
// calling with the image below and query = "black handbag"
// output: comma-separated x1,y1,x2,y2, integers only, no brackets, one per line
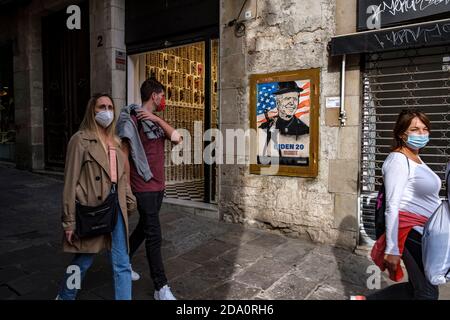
75,146,119,238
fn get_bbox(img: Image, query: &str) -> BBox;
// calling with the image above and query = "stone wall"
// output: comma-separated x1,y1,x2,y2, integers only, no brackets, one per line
13,1,48,170
219,0,361,249
90,0,126,109
10,0,125,169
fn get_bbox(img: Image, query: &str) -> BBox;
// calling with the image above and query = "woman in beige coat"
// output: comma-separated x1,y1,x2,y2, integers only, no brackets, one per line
56,93,136,300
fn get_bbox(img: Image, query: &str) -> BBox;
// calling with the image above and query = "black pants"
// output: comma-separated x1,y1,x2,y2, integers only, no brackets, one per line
367,229,439,300
129,191,167,290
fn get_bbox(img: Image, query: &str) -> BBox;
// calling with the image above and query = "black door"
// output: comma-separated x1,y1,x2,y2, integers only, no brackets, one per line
42,1,90,168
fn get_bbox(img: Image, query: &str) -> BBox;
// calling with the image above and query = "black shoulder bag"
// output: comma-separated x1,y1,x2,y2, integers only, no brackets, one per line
75,146,119,238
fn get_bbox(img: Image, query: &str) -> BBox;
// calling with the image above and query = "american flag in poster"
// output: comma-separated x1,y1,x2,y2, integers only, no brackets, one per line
256,80,311,125
256,82,278,123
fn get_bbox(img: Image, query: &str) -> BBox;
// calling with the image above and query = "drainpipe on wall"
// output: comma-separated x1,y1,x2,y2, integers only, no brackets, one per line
339,54,347,127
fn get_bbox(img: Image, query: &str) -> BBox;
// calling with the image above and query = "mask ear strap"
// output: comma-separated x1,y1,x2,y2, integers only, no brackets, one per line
400,134,407,147
445,163,449,197
442,137,449,197
446,154,450,196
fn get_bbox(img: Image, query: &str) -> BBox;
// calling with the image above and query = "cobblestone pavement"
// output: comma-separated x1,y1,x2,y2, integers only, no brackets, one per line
1,165,450,300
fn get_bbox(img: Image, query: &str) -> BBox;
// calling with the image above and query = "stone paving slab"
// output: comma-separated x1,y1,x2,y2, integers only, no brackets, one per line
0,286,17,300
0,266,28,285
180,239,236,264
218,244,267,269
246,234,288,250
16,283,60,300
267,240,315,266
130,275,154,300
164,257,202,281
307,281,367,300
260,272,320,300
214,228,263,246
190,257,241,284
76,290,104,300
6,271,59,296
171,272,218,300
199,281,261,300
234,258,293,291
89,283,114,300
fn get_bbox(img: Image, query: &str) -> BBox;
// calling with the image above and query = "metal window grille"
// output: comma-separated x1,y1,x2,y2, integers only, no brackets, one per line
360,46,450,245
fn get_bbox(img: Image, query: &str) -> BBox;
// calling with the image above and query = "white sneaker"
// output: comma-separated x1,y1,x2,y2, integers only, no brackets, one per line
130,265,140,281
55,295,62,300
154,285,176,300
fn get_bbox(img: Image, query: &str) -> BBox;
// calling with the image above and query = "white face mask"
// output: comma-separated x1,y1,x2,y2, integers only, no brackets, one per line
95,110,114,128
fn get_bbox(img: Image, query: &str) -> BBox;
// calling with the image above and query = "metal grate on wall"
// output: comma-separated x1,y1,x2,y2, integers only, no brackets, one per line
144,42,206,201
360,46,450,245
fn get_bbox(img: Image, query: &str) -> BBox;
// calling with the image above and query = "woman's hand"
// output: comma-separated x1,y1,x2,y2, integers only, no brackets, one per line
384,254,401,273
136,109,160,123
65,230,75,245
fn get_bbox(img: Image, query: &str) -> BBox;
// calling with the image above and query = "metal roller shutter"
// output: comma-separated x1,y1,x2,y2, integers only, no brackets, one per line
359,45,450,245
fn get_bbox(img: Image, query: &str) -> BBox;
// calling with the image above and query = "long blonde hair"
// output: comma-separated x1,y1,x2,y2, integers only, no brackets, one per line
79,93,121,148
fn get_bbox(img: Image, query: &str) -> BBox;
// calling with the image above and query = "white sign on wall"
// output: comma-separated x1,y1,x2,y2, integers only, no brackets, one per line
443,56,450,72
116,51,126,71
326,97,341,109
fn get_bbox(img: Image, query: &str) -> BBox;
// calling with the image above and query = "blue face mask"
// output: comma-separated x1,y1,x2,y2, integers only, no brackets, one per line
406,134,429,150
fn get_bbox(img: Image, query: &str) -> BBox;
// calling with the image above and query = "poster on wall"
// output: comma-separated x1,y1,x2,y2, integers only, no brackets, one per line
250,69,320,177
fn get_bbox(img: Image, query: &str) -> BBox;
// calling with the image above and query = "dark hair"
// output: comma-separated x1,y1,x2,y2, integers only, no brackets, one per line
392,109,431,150
140,77,165,103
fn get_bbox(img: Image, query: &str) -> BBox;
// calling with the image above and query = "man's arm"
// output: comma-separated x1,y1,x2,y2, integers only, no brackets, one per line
156,117,183,144
121,139,131,185
136,109,183,145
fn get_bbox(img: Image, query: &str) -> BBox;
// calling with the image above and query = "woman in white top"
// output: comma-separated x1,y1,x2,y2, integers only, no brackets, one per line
369,109,441,300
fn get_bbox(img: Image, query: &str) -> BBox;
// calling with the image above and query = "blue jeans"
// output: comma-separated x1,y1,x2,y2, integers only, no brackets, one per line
58,211,132,300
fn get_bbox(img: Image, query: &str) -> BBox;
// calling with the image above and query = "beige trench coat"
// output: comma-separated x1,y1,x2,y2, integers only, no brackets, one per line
62,130,136,253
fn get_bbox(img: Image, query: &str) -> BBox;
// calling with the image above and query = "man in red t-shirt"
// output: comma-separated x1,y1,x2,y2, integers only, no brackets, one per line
122,78,182,300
